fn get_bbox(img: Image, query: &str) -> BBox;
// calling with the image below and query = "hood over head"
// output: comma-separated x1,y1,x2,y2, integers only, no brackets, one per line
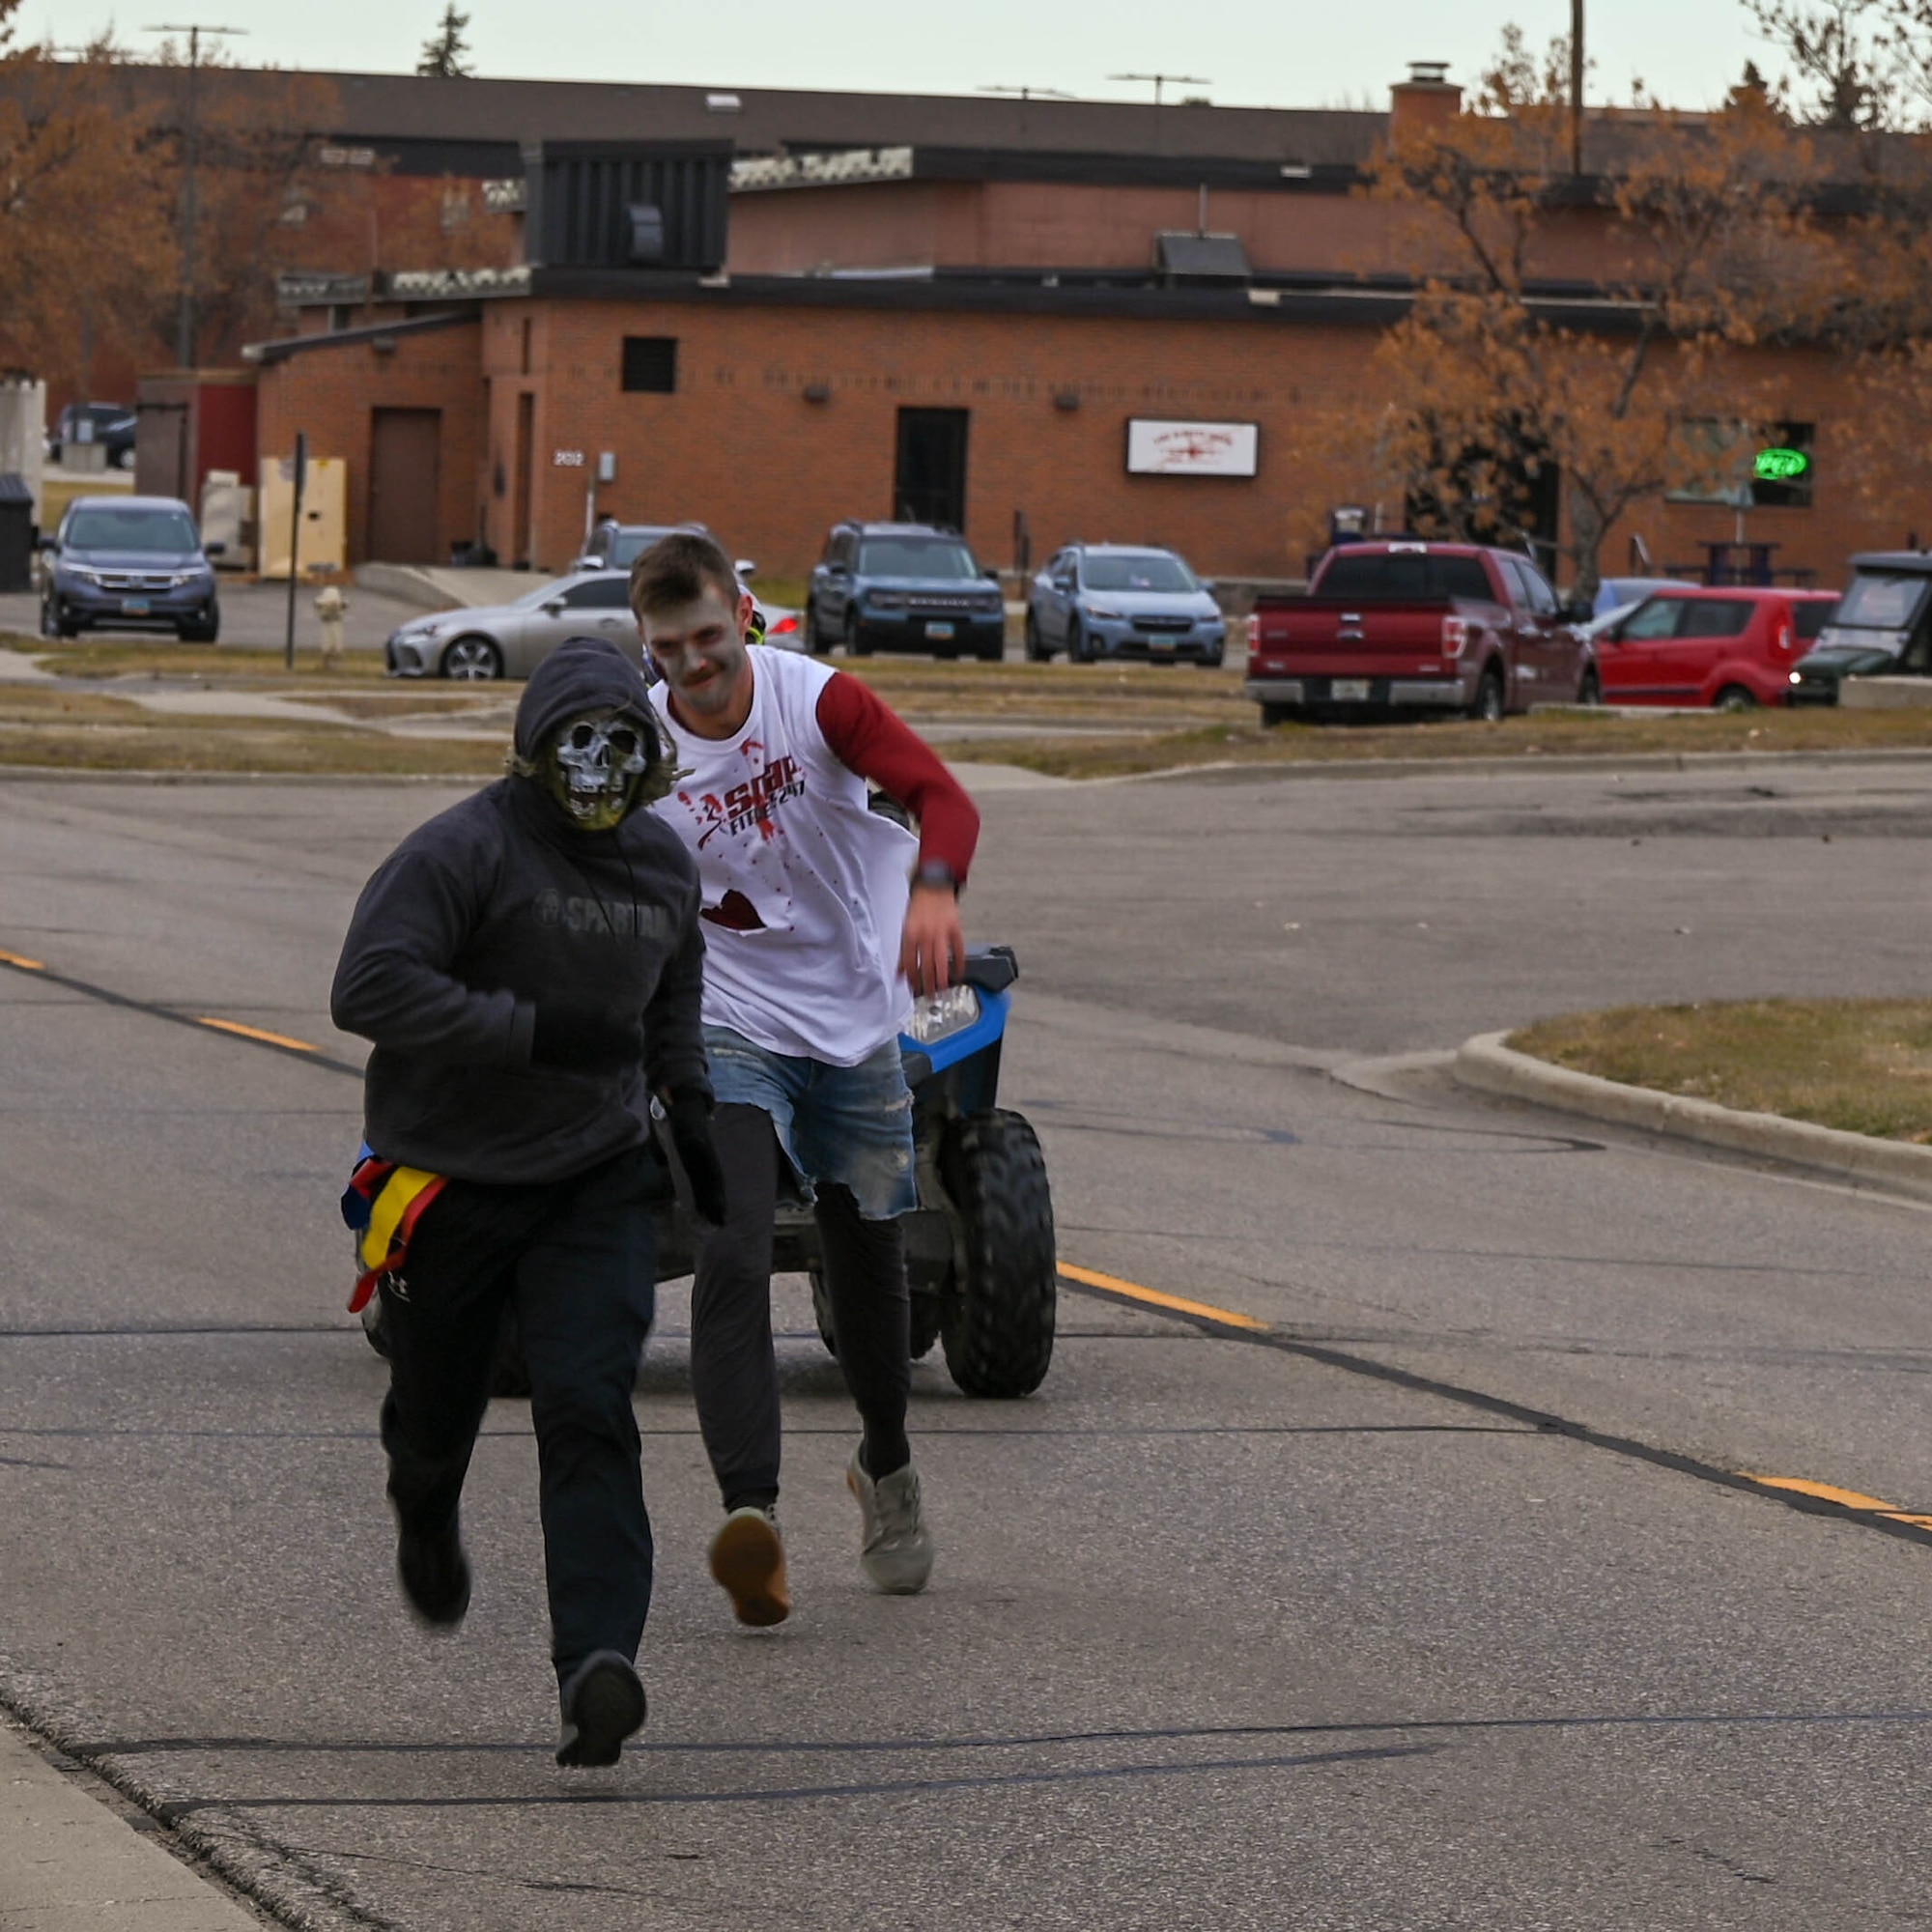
513,635,655,759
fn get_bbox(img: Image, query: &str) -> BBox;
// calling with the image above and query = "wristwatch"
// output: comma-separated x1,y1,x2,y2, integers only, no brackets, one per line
912,859,959,895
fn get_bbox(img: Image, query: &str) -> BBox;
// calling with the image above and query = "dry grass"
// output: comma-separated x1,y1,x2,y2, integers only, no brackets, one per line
16,636,1932,779
23,639,392,681
955,704,1932,779
0,684,501,777
1512,999,1932,1142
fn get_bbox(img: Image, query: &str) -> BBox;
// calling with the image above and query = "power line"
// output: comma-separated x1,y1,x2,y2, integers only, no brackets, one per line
144,21,247,370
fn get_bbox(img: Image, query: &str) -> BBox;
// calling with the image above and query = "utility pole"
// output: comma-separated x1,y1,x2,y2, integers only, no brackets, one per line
1570,0,1585,176
145,22,246,369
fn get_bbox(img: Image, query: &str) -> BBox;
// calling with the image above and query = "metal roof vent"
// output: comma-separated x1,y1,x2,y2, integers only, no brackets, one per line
1153,231,1250,281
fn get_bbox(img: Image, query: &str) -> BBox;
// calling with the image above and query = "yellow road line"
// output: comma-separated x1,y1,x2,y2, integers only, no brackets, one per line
0,947,46,970
1742,1472,1932,1526
1057,1261,1270,1332
195,1017,320,1054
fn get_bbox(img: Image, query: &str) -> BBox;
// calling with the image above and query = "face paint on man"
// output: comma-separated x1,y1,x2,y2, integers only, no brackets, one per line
542,709,659,831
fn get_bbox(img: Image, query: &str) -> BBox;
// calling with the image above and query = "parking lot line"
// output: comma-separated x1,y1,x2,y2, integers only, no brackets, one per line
0,946,45,970
195,1017,320,1053
1744,1472,1932,1530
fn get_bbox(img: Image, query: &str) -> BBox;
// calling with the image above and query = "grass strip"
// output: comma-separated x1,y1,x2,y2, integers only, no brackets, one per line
1511,999,1932,1143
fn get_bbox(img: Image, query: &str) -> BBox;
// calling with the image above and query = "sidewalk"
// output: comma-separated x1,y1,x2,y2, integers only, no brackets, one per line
0,1715,261,1931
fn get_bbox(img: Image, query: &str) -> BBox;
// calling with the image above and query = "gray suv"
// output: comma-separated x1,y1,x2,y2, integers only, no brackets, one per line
806,522,1005,661
42,496,221,641
1026,543,1225,665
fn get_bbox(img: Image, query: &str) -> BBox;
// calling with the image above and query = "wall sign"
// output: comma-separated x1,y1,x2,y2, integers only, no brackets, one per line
1125,418,1259,478
554,448,586,468
1753,446,1810,482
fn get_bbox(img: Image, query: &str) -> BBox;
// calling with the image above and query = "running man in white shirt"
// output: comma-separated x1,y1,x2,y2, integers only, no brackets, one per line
631,531,981,1625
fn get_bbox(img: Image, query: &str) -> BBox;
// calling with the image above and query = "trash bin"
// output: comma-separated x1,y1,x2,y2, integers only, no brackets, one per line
0,473,32,593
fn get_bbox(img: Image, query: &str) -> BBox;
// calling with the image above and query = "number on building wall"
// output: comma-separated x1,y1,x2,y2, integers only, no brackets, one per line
554,449,586,467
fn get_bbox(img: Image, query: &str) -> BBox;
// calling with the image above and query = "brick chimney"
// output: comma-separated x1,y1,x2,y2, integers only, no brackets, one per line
1390,61,1463,134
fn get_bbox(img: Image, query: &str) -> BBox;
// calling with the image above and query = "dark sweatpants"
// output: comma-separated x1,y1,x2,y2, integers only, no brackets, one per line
379,1144,660,1686
690,1103,911,1508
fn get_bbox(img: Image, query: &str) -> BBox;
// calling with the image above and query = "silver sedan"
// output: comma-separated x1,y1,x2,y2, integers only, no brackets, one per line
384,573,803,680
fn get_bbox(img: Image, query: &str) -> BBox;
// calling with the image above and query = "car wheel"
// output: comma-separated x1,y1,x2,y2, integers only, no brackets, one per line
1468,663,1505,723
1067,616,1093,666
1259,700,1301,727
441,635,503,680
845,611,872,659
804,599,830,656
1577,665,1602,706
1024,611,1050,661
937,1109,1056,1400
1714,684,1757,712
40,597,58,639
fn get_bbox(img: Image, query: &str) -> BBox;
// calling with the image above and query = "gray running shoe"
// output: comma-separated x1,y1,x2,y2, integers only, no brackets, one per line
845,1449,934,1595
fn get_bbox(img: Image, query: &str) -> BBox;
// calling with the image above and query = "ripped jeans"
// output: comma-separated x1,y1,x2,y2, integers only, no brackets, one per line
691,1028,917,1506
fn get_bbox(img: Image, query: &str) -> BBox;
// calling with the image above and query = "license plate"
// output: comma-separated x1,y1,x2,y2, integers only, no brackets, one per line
1331,678,1371,700
1150,636,1177,652
925,621,954,639
122,598,151,614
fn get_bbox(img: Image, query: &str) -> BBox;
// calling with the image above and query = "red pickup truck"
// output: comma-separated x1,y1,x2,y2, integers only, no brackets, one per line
1244,541,1599,724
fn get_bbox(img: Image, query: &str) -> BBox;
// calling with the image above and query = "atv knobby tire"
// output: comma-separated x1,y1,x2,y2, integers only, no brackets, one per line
938,1109,1056,1398
810,1267,941,1361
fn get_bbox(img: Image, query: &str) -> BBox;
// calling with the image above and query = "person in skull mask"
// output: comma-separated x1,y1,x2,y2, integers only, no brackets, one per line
330,635,724,1769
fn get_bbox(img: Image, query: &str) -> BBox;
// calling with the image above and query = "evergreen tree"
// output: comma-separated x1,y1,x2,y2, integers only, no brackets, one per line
416,4,474,78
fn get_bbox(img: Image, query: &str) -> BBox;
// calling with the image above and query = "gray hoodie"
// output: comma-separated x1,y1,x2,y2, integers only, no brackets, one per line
330,638,708,1184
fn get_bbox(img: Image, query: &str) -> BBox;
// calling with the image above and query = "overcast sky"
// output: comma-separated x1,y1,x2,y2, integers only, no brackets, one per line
59,0,1780,114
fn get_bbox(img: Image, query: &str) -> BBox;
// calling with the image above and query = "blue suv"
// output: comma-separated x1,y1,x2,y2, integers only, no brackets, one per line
806,521,1006,661
42,496,221,641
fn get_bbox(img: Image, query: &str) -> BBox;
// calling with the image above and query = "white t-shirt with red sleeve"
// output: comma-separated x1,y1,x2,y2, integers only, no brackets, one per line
646,645,980,1066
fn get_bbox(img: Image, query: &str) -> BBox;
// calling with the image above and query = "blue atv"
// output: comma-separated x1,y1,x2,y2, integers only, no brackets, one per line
355,944,1058,1401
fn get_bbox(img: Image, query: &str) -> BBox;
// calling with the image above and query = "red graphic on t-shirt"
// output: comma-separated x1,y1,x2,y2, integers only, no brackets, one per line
680,752,807,847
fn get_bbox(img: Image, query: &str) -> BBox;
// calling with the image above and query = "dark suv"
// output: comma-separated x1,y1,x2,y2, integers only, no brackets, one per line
1788,552,1928,704
806,522,1006,661
42,496,221,641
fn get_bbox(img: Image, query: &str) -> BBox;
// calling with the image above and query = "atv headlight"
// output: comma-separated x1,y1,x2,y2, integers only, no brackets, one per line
905,984,980,1045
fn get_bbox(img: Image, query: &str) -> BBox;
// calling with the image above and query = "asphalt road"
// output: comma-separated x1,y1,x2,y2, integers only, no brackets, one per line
6,758,1932,1929
0,581,428,651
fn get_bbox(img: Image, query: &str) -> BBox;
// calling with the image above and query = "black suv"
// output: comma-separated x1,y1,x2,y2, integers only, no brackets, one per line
806,522,1006,661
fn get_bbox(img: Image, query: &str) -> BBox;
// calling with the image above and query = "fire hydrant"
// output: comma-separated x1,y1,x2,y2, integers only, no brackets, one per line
314,582,348,669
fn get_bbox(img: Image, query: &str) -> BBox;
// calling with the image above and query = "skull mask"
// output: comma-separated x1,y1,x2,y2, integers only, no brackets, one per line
542,709,658,831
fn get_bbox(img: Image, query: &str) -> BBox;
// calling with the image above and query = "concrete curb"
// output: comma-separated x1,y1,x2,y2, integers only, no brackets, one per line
1453,1031,1932,1203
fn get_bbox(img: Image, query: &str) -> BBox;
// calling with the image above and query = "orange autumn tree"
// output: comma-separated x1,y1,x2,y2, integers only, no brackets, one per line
1314,31,1816,598
0,6,174,385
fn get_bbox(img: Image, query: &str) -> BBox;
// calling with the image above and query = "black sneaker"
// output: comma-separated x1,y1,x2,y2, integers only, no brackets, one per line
396,1516,471,1628
555,1651,647,1768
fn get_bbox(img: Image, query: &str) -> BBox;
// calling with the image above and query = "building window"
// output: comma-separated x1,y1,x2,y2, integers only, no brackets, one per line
622,336,678,393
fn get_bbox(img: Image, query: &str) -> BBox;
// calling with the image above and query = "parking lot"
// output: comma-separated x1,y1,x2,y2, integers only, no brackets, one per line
7,758,1932,1928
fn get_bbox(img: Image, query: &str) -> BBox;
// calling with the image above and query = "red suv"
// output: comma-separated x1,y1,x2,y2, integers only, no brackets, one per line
1595,587,1838,709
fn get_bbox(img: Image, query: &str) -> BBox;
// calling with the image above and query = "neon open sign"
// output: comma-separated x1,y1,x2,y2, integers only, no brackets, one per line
1753,446,1810,482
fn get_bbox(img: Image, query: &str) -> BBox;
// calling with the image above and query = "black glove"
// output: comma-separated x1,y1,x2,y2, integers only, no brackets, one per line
667,1086,728,1227
531,1001,644,1073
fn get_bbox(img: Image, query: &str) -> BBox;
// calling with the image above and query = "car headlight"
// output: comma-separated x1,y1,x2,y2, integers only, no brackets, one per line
1790,671,1804,683
65,564,102,583
905,983,980,1045
402,619,449,639
865,591,906,611
1086,604,1123,621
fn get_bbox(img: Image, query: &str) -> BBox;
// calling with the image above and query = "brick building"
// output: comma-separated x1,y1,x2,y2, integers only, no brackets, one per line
226,66,1899,587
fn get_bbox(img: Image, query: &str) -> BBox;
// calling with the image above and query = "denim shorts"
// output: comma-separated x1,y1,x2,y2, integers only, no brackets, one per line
702,1026,917,1221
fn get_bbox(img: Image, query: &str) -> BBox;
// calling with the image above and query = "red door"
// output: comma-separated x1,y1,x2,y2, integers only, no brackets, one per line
1598,596,1687,701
